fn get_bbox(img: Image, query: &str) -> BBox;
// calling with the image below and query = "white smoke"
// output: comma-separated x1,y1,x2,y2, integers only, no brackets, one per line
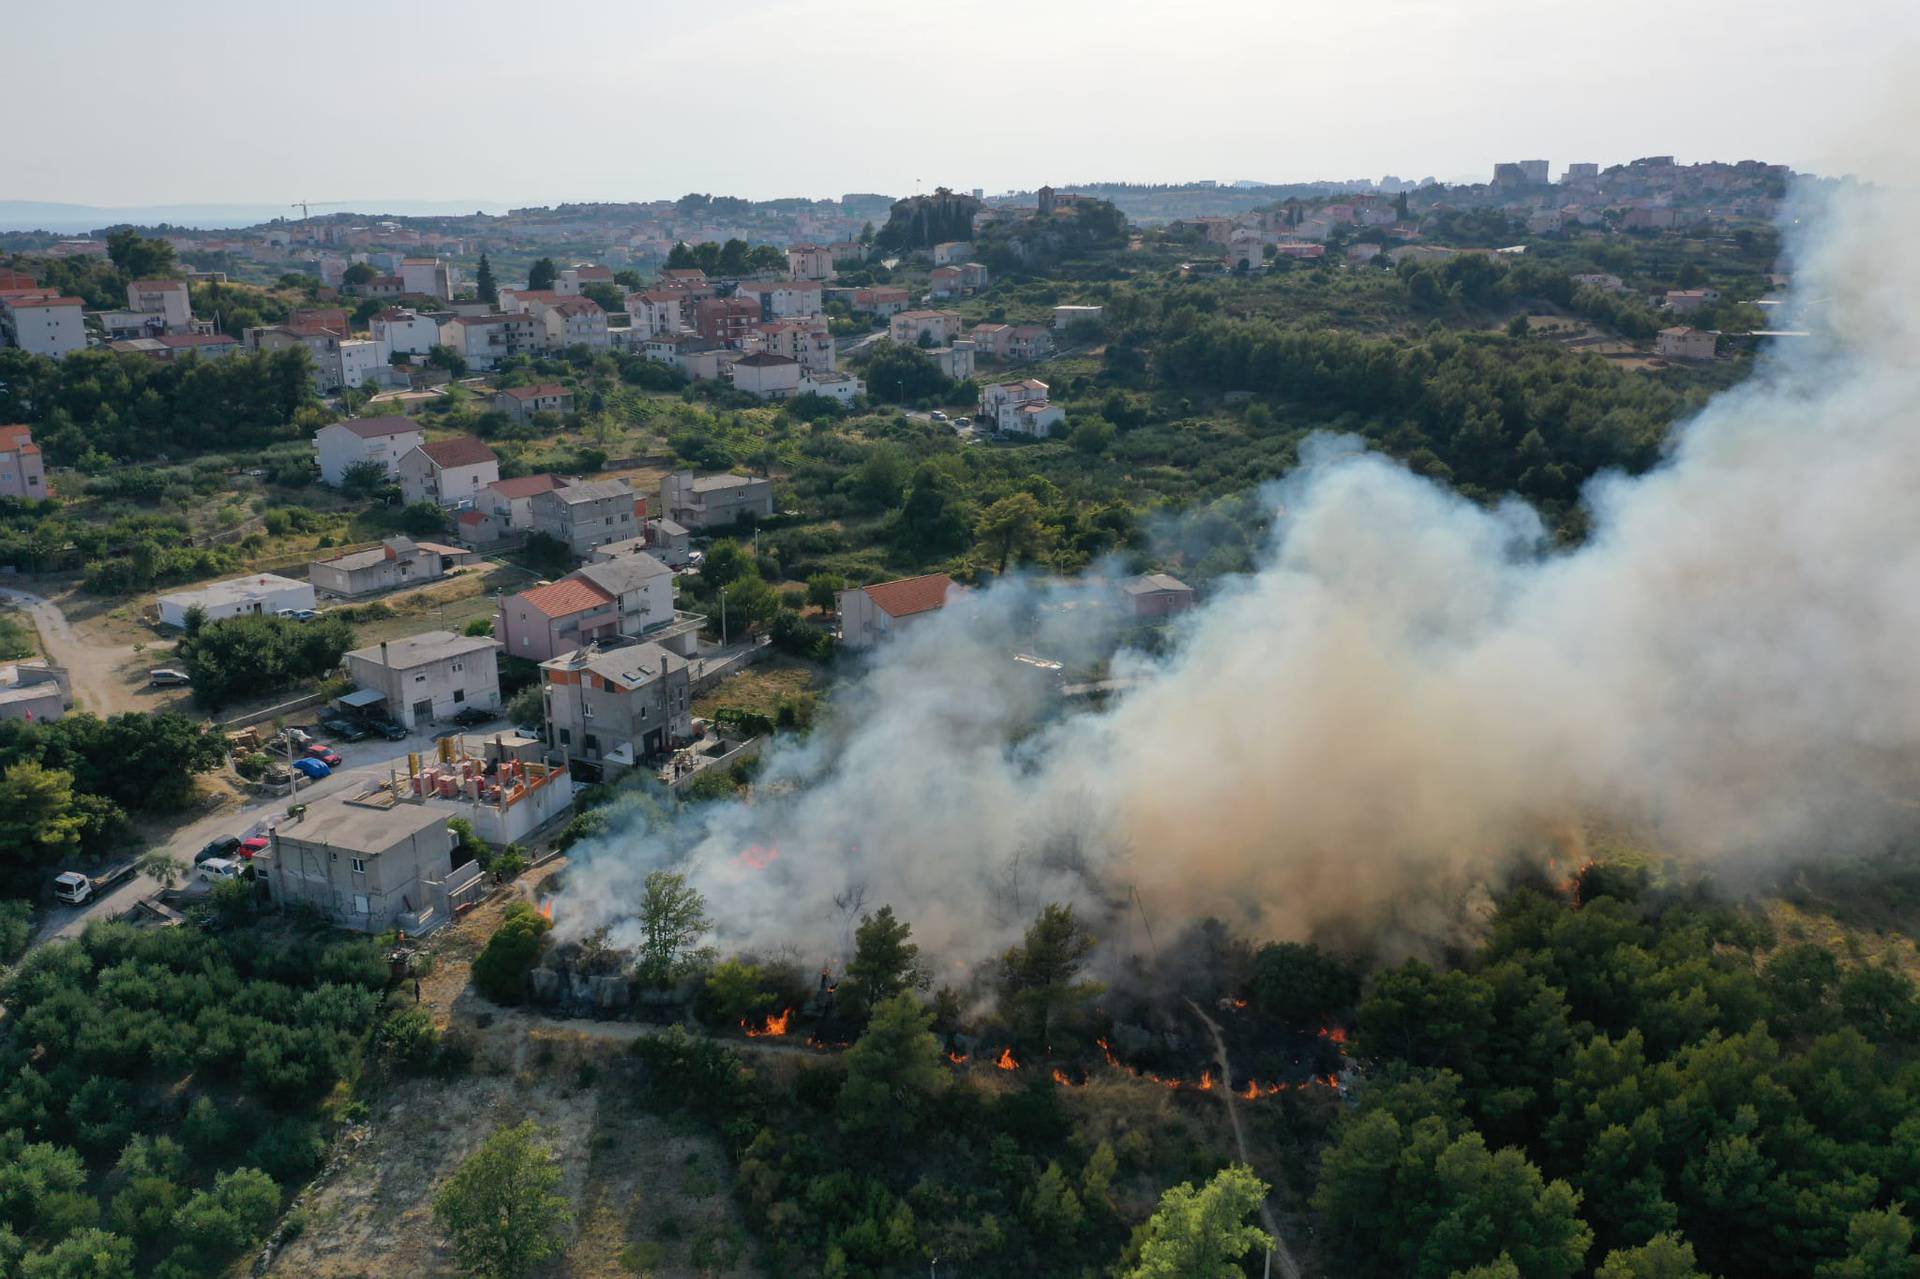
557,179,1920,969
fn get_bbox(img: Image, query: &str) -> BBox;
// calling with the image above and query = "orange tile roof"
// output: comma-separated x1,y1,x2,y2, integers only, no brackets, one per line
418,437,497,468
515,578,613,619
862,573,955,619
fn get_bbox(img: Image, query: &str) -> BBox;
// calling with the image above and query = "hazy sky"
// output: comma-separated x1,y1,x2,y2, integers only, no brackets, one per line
11,0,1914,208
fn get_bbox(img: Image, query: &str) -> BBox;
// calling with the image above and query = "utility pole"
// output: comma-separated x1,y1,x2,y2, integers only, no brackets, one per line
719,586,728,647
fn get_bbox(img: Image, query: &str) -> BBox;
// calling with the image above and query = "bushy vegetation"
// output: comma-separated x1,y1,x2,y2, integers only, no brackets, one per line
175,611,356,712
0,919,396,1275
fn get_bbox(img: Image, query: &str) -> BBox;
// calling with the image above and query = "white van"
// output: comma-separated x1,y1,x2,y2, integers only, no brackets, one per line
197,857,244,883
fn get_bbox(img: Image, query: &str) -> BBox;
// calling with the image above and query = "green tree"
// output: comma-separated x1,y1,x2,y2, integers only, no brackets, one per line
20,1229,135,1279
842,905,924,1019
638,870,711,986
1248,941,1361,1027
837,992,945,1139
996,904,1102,1051
897,464,970,556
172,1167,280,1264
1025,1161,1085,1251
433,1121,572,1279
338,457,390,498
105,230,175,280
476,253,498,304
526,258,557,292
342,262,377,287
1127,1165,1273,1279
805,573,846,612
399,501,449,536
1597,1232,1711,1279
0,761,86,890
975,492,1049,574
703,959,773,1024
471,900,552,1004
1817,1208,1920,1279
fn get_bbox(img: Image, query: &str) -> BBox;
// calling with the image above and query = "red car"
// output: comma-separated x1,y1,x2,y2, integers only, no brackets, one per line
305,744,343,767
239,837,270,860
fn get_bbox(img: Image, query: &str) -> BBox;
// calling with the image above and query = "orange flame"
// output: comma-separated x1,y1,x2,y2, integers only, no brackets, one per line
1318,1026,1349,1045
1241,1079,1260,1100
1197,1071,1215,1091
1096,1038,1121,1068
1051,1067,1081,1086
995,1047,1019,1070
947,1051,968,1065
1231,998,1249,1010
736,844,780,871
743,1008,791,1037
537,898,554,921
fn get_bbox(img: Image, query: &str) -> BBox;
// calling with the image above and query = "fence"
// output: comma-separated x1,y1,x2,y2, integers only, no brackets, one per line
688,636,772,694
215,691,330,732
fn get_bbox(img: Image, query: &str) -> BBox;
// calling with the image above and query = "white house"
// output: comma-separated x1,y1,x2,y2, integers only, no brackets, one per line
786,244,835,280
399,437,500,507
343,631,501,730
125,279,194,332
980,379,1052,431
0,293,87,359
931,241,973,267
1655,326,1717,361
1052,304,1104,331
625,289,684,337
339,338,383,388
439,312,541,370
926,342,975,380
838,573,960,647
157,574,315,628
313,416,426,486
889,309,962,346
734,279,825,320
399,257,456,299
370,307,442,359
799,369,864,405
731,351,802,399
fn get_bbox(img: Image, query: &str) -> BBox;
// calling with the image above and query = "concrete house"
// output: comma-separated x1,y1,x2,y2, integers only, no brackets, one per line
370,307,442,359
799,369,864,405
493,383,574,423
399,437,499,507
530,478,640,556
0,292,87,359
932,241,974,267
734,279,825,320
0,425,48,499
440,312,541,369
1119,572,1196,619
125,279,194,332
0,660,70,723
889,309,962,346
309,537,473,598
1655,326,1717,361
258,790,473,934
343,630,501,729
787,244,835,280
838,573,960,648
852,286,909,317
731,351,802,399
540,640,694,776
495,552,686,663
573,553,681,647
659,470,774,529
399,257,457,299
478,473,570,539
980,379,1052,431
969,322,1013,359
157,574,315,628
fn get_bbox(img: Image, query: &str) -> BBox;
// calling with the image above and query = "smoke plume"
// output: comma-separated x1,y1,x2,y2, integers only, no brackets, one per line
558,180,1920,970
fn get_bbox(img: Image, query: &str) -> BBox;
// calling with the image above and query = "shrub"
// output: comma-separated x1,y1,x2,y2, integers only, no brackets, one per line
471,902,551,1005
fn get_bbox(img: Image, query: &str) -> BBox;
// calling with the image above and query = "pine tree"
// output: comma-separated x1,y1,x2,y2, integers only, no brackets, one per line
475,253,497,304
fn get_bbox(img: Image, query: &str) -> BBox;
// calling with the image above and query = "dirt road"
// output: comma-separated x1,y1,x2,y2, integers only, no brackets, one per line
0,586,136,713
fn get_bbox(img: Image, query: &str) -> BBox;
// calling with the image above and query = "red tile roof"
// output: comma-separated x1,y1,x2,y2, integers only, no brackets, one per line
488,473,566,499
862,573,955,619
418,437,497,468
0,425,34,452
498,383,571,401
515,578,613,619
337,415,419,439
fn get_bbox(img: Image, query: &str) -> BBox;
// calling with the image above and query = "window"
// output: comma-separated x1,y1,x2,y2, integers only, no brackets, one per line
351,857,367,874
639,706,648,721
352,894,370,915
453,689,466,704
583,734,600,752
557,728,571,746
452,661,464,672
330,851,338,861
414,673,427,683
583,703,594,718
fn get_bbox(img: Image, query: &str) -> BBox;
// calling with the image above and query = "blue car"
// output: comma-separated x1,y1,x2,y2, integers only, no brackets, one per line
292,757,331,780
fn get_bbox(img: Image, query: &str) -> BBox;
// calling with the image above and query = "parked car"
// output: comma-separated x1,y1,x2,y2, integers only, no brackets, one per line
305,743,343,767
239,837,269,859
148,668,191,687
196,836,242,865
288,609,319,622
361,718,408,741
291,757,331,780
953,417,971,428
281,726,314,748
51,858,141,905
930,410,949,422
319,714,370,742
452,706,498,728
197,857,244,882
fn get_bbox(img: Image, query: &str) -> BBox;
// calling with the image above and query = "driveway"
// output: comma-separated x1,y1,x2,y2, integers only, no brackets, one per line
0,586,134,714
30,725,449,947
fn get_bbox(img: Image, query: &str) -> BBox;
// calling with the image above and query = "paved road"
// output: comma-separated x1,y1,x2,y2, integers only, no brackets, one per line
30,726,449,947
0,586,133,714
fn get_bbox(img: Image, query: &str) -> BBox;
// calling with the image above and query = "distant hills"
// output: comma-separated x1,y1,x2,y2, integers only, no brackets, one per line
0,199,515,233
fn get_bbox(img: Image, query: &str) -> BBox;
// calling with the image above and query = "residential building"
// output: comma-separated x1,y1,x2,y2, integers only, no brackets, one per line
932,241,974,267
573,553,679,645
731,351,802,399
980,378,1060,435
440,312,542,369
497,577,619,663
925,343,975,380
399,257,456,299
343,630,501,729
0,292,87,359
258,790,472,933
694,296,760,345
643,517,692,566
1663,288,1720,315
734,278,825,320
626,289,685,337
852,286,909,317
339,338,383,389
1655,326,1717,360
371,307,442,359
830,241,866,265
747,318,835,371
250,323,345,390
309,537,473,598
969,322,1013,359
314,416,425,486
540,640,694,776
1119,573,1196,619
156,574,315,628
0,425,48,499
838,573,959,647
125,279,194,331
889,309,962,345
154,332,239,359
930,262,990,298
659,470,774,529
493,383,574,423
798,369,864,405
289,306,351,337
1052,304,1104,331
787,244,835,280
530,478,640,556
399,437,499,507
541,297,610,349
557,264,614,295
0,660,69,723
1008,325,1053,360
1571,273,1627,293
477,473,569,539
